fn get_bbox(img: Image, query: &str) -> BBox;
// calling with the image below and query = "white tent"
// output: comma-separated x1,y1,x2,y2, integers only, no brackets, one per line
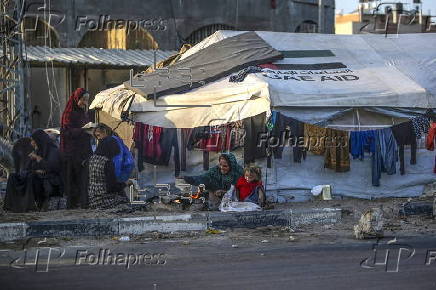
90,31,436,200
92,31,436,129
90,76,270,128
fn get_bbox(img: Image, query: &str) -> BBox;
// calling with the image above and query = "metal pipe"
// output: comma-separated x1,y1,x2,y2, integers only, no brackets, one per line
318,0,323,33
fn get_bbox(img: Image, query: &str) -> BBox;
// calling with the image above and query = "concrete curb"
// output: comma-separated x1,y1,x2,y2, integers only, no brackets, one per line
0,208,341,242
0,223,28,242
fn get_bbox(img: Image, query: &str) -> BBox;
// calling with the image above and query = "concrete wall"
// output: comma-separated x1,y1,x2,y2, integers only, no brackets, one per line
85,68,130,99
29,66,130,129
23,0,335,50
28,67,68,129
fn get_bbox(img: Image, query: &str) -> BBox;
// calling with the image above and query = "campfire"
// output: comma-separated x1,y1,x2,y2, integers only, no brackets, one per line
128,180,208,210
171,184,206,210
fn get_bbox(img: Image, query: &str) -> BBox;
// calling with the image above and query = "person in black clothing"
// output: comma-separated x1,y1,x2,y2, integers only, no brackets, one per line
88,136,128,209
4,130,62,212
60,88,92,209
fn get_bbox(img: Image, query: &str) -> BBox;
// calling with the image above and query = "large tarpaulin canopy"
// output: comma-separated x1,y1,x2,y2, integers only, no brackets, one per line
181,31,436,109
90,76,270,128
124,31,282,99
90,31,436,199
92,31,436,129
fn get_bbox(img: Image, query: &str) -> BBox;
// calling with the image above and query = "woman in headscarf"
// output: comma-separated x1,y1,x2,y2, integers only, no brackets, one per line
182,152,243,210
60,88,92,209
4,130,62,212
88,136,128,210
93,123,134,183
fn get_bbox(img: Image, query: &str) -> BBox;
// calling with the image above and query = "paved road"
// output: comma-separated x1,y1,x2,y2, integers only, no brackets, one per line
1,235,435,290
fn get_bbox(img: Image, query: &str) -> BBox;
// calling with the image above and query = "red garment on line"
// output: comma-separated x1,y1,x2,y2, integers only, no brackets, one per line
143,125,163,160
133,123,163,161
199,132,222,152
236,176,262,201
426,122,436,151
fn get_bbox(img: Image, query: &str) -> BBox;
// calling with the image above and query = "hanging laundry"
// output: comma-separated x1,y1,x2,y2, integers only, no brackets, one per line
187,126,224,152
158,128,180,176
229,66,262,82
270,113,306,163
411,115,430,139
304,123,327,155
392,121,417,175
426,122,436,174
372,128,398,186
349,130,376,160
266,111,278,132
324,128,350,172
243,112,267,165
185,123,243,153
229,121,245,150
133,123,163,171
434,155,436,174
133,123,180,176
186,126,207,150
198,126,223,152
426,122,436,151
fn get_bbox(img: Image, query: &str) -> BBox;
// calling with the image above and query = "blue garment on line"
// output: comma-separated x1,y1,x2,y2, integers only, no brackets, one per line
349,130,376,160
372,128,398,187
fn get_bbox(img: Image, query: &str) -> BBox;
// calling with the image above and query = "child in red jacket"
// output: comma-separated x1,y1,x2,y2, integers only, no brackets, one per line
235,166,266,207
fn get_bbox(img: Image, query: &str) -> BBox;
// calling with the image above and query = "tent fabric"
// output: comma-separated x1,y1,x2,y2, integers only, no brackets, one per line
124,31,283,100
265,148,434,200
90,76,271,128
277,107,427,130
131,97,270,128
90,31,436,200
92,31,436,129
182,31,436,109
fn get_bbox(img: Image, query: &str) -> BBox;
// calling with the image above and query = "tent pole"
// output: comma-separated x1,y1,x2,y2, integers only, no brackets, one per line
203,151,209,171
356,108,361,131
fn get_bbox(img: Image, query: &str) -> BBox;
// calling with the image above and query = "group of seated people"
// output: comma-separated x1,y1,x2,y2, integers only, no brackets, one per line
3,87,266,214
3,123,134,213
3,129,266,213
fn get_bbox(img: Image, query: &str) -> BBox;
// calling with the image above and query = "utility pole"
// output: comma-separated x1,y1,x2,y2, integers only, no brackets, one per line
318,0,324,33
0,0,29,140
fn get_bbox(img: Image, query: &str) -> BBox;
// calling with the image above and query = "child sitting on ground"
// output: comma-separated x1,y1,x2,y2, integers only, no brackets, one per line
235,166,266,207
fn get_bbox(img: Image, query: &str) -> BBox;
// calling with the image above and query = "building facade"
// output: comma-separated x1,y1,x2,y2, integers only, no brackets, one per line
23,0,335,50
336,1,436,34
13,0,336,129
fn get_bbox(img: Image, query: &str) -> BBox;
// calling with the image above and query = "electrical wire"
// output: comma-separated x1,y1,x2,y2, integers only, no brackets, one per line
43,0,61,128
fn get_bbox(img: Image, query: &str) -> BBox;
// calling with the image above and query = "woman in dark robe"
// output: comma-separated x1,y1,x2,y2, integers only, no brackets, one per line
60,88,92,209
88,136,128,210
4,130,62,212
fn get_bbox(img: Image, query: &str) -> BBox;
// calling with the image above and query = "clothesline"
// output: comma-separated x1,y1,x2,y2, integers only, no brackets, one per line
327,124,393,129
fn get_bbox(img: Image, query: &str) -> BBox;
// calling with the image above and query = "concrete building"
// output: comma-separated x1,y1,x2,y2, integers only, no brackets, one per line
18,0,336,128
22,0,335,50
336,0,436,35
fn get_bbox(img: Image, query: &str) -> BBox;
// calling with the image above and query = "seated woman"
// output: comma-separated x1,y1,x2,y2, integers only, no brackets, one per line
182,152,243,210
93,123,134,183
235,166,266,207
88,135,128,210
4,130,62,212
